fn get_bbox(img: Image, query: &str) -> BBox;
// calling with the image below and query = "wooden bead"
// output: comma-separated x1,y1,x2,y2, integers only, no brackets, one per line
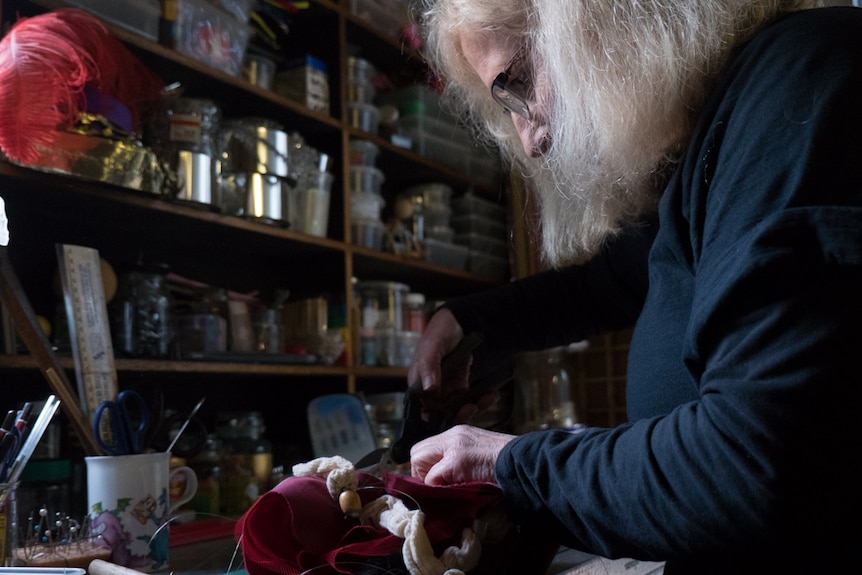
339,489,362,518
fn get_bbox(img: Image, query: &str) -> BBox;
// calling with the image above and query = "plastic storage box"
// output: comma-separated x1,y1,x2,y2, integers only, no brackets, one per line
350,0,409,39
348,140,380,167
450,214,508,240
397,115,472,172
423,204,452,228
451,193,506,220
425,225,455,243
352,218,385,250
348,57,376,84
348,102,381,135
66,0,160,40
423,238,468,269
455,233,508,258
351,192,385,220
402,182,453,206
377,85,456,124
175,0,252,76
348,166,385,194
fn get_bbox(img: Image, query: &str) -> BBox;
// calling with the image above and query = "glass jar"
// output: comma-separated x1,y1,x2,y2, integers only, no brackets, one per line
402,292,427,333
216,412,272,517
355,281,409,366
512,344,586,434
109,262,174,358
252,308,282,354
188,435,221,516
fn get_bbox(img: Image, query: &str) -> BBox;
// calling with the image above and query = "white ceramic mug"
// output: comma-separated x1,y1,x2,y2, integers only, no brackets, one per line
85,451,197,572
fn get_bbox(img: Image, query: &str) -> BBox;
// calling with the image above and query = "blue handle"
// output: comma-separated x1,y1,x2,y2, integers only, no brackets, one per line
117,390,149,455
93,390,150,455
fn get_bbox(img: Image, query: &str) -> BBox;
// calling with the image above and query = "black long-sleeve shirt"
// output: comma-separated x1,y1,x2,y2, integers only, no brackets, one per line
447,7,862,574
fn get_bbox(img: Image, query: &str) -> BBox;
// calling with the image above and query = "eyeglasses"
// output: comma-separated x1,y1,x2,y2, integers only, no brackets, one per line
491,46,532,120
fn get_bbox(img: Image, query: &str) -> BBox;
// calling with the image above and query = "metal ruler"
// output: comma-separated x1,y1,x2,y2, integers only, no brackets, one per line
56,244,118,422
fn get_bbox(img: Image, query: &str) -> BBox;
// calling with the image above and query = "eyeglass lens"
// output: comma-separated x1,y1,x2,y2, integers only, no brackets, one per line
491,48,531,119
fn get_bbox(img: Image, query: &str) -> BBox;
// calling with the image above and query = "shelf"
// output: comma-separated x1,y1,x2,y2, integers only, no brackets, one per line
0,0,514,463
0,161,499,299
0,353,408,379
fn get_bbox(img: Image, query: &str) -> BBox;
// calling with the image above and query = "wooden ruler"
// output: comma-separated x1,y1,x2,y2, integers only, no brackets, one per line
56,244,118,421
0,247,102,455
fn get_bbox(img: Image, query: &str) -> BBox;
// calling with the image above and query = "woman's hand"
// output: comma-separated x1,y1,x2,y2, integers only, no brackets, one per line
410,424,517,485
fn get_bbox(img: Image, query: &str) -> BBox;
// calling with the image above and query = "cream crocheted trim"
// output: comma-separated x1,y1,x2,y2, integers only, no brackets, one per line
292,455,483,575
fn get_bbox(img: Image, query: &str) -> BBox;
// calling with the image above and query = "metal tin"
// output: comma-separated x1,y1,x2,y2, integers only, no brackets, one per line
175,150,212,204
218,118,289,177
245,172,283,221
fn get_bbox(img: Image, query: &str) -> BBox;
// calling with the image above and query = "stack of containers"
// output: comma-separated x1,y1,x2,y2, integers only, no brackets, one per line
355,280,426,367
451,193,511,280
399,183,468,270
348,139,386,249
355,280,407,367
347,57,380,135
379,85,502,184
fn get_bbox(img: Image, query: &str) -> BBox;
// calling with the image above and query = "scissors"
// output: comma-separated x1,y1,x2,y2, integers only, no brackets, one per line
355,332,514,471
93,390,150,456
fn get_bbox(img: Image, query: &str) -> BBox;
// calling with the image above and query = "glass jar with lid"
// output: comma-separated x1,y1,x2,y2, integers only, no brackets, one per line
512,343,588,434
109,261,174,359
216,412,272,517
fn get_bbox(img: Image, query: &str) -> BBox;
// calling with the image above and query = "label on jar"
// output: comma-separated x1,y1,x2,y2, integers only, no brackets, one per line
169,113,203,144
405,309,426,333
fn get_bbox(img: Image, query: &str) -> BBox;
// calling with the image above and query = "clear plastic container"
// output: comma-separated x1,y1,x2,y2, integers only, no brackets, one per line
356,281,409,329
289,171,333,237
351,192,385,220
451,193,506,220
348,139,380,167
66,0,160,40
395,330,421,367
450,213,508,239
454,232,508,257
396,115,472,171
347,79,376,104
347,56,376,84
376,84,454,123
425,225,455,243
348,102,380,134
175,0,252,76
403,182,453,207
350,0,409,39
423,238,468,269
348,165,385,194
351,217,385,249
423,203,452,228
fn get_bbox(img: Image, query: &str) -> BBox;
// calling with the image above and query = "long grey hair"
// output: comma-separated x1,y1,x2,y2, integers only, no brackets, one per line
415,0,823,266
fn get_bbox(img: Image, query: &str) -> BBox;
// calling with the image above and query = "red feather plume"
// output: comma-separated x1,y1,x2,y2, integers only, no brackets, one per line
0,8,165,163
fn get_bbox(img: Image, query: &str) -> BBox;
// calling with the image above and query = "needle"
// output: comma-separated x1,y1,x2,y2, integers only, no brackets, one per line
166,397,205,454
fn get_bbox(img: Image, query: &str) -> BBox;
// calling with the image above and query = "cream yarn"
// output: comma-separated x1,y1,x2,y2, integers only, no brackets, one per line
292,455,483,575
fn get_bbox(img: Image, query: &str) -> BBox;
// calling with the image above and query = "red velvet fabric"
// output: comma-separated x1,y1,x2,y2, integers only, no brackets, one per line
236,472,508,575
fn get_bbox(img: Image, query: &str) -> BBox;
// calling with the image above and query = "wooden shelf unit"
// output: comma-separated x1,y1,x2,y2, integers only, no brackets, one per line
0,0,512,463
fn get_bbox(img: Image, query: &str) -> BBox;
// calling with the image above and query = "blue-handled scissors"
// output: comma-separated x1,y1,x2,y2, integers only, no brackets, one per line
93,390,150,456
